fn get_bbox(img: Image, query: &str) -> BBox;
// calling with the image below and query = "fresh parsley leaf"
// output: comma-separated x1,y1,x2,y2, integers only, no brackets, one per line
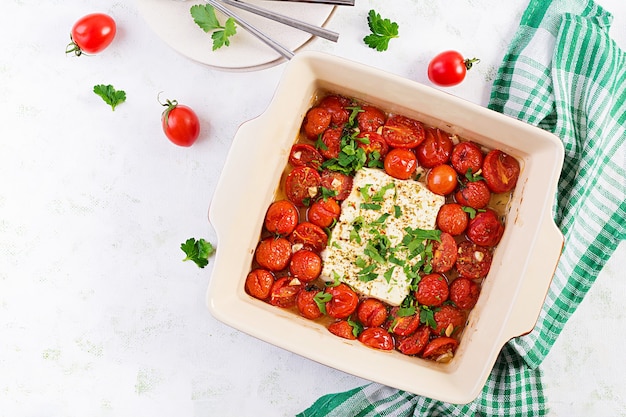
347,318,364,337
420,306,437,329
313,292,332,315
190,4,237,51
93,84,126,111
363,10,399,52
181,238,216,268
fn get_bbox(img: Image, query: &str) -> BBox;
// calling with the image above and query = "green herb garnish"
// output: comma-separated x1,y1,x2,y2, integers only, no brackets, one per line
93,84,126,111
190,4,237,50
363,10,399,52
181,238,216,268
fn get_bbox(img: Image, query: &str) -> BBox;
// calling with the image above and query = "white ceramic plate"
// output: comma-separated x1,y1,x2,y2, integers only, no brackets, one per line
136,0,336,71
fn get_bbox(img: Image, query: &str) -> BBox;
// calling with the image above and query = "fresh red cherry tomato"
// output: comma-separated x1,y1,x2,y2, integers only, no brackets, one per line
428,51,480,87
426,164,458,195
384,148,417,180
160,98,200,147
66,13,116,56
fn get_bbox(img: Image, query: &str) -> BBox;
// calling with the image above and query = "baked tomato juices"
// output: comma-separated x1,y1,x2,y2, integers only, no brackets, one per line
244,93,520,363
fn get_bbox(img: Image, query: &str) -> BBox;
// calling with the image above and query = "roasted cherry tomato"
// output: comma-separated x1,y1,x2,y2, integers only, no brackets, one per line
455,180,491,209
456,241,493,279
328,320,357,340
255,237,292,272
245,268,275,300
289,250,322,282
319,125,343,160
431,232,458,274
67,13,116,56
320,170,353,200
285,166,321,207
387,307,421,336
269,277,302,308
449,278,481,310
416,273,449,307
356,105,386,133
289,222,328,253
436,203,469,236
264,200,299,235
302,107,331,139
358,327,394,351
161,99,200,147
426,164,458,195
482,149,521,193
416,128,453,168
433,305,466,336
382,114,426,149
427,50,479,87
467,209,504,247
319,95,351,125
384,148,417,180
395,325,431,356
307,198,341,228
357,298,389,328
422,336,459,359
451,142,484,175
357,132,389,163
289,143,323,169
296,287,324,320
325,283,359,319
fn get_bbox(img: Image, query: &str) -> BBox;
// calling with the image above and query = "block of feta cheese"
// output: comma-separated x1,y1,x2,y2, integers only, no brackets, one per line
320,168,445,306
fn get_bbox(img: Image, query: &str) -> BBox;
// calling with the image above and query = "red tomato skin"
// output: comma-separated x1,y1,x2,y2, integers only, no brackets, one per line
436,203,469,236
318,95,351,125
415,273,449,307
433,305,466,336
289,222,328,253
426,164,458,195
255,237,292,272
284,166,321,207
245,269,275,300
382,114,426,149
396,325,431,356
431,232,458,274
357,105,386,133
328,320,357,340
416,128,453,168
307,198,341,229
482,149,521,193
451,142,484,176
456,241,493,279
384,148,417,180
422,336,459,358
162,105,200,147
325,283,359,319
302,107,331,139
357,298,389,328
387,307,421,336
357,132,389,162
289,144,323,169
467,209,505,247
70,13,116,55
428,51,468,87
455,180,491,209
449,278,481,310
320,170,353,201
358,327,394,351
269,277,302,308
296,288,323,320
319,125,343,160
289,250,322,282
264,200,299,235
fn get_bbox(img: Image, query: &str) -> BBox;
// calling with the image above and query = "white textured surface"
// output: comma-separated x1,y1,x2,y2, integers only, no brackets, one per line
0,1,624,416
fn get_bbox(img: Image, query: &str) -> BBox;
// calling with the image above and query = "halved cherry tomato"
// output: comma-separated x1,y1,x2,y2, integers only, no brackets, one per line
255,237,292,272
325,283,359,319
289,222,328,253
482,149,521,193
245,269,275,300
358,327,394,351
450,278,481,310
387,307,421,336
319,125,343,160
328,320,357,340
416,273,449,307
67,13,116,56
269,277,302,308
357,298,388,328
161,99,200,147
357,105,386,133
320,170,353,200
416,128,453,168
285,166,321,207
289,250,322,282
427,50,479,87
382,114,426,149
264,200,299,235
357,132,389,163
296,287,324,320
451,142,484,175
422,336,459,359
433,305,466,336
467,209,504,247
289,144,323,169
307,198,341,228
431,232,458,274
426,164,458,195
456,241,493,279
384,148,417,180
319,95,351,125
436,203,469,236
396,325,431,355
302,107,331,139
455,180,491,209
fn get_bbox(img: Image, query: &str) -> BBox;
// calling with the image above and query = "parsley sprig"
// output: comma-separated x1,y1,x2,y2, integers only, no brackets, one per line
93,84,126,111
181,238,216,268
190,4,237,51
363,10,399,52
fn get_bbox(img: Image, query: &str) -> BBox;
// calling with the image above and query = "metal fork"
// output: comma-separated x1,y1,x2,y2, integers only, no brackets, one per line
263,0,355,5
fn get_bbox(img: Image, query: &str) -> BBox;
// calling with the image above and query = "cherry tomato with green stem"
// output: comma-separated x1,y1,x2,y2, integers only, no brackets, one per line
160,98,201,147
428,51,480,87
66,13,116,56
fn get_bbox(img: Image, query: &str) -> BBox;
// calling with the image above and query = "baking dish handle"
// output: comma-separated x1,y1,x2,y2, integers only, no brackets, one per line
504,216,563,338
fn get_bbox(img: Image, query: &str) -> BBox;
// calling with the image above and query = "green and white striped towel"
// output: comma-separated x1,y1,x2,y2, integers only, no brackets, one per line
298,0,626,415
